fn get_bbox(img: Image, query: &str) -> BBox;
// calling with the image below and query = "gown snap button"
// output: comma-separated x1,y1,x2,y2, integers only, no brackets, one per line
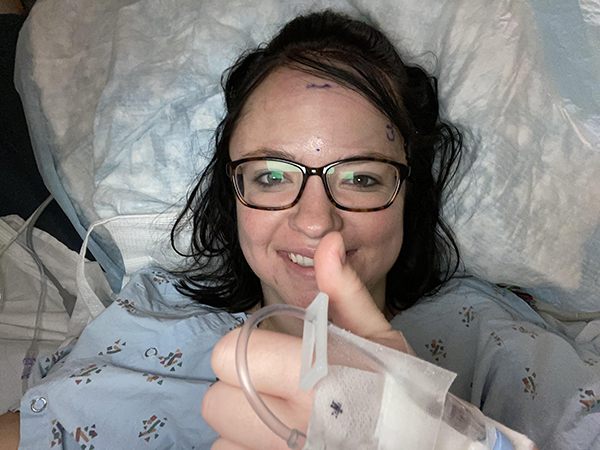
30,396,47,413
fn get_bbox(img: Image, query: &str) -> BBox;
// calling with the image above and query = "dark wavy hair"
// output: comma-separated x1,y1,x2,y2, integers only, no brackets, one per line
171,10,462,314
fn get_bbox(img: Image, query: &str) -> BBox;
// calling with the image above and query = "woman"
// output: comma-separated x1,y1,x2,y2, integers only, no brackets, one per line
7,9,578,450
173,9,467,448
2,10,461,449
171,9,461,332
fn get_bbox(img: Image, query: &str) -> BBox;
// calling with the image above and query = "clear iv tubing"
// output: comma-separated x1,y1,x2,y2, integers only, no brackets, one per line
19,196,54,393
236,304,308,450
236,303,496,450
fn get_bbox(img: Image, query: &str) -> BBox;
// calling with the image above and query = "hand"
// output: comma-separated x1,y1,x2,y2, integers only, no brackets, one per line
314,232,412,354
204,328,310,449
202,231,412,449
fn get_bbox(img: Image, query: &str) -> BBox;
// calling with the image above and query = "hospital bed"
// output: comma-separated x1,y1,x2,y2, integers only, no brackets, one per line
1,0,600,444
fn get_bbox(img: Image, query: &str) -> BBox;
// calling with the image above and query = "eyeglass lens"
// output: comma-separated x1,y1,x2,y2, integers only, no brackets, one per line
233,159,400,209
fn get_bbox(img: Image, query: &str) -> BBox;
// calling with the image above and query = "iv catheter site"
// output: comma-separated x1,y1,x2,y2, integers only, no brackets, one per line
202,293,538,450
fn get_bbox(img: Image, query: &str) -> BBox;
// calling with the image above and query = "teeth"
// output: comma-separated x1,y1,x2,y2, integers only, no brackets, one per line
288,253,314,267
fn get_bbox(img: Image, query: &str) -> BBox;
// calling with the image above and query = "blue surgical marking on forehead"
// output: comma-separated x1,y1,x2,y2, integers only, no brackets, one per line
306,83,332,89
316,148,320,152
386,124,396,142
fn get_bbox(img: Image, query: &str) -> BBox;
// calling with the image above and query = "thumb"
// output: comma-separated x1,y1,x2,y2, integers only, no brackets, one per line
314,232,412,353
314,232,401,346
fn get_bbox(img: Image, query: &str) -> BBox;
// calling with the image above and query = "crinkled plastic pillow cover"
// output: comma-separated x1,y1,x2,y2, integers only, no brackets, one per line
15,0,600,310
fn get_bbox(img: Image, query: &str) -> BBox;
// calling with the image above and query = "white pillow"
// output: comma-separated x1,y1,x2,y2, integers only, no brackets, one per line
15,0,600,309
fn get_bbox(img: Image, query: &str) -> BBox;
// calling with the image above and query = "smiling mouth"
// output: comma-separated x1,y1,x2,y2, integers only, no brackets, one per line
288,253,314,267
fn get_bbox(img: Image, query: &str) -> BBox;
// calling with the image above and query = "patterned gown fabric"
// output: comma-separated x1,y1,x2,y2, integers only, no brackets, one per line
392,277,600,450
19,273,600,449
19,269,245,449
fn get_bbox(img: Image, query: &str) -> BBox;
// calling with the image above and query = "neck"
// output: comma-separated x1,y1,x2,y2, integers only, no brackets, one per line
246,302,305,336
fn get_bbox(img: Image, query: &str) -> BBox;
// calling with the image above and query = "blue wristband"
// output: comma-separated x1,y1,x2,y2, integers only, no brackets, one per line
493,428,515,450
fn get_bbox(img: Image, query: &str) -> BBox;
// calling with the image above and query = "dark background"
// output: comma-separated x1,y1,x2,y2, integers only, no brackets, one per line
0,9,84,252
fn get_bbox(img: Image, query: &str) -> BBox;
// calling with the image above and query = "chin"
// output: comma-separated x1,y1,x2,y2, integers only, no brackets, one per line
290,292,321,309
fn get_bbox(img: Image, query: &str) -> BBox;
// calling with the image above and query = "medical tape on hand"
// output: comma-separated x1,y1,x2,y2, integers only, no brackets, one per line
304,326,456,450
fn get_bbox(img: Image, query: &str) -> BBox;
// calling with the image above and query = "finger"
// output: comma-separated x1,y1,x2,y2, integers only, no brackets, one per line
203,381,307,450
314,232,391,335
211,328,312,408
314,232,413,353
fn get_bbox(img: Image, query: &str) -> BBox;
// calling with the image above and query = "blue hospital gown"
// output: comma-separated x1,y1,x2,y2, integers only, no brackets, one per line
19,269,245,449
18,272,600,449
392,277,600,450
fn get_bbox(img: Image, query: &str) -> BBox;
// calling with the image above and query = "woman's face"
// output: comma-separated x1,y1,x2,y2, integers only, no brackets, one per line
230,68,406,313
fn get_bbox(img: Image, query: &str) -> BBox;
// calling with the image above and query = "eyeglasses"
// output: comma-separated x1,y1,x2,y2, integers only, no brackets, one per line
226,157,411,212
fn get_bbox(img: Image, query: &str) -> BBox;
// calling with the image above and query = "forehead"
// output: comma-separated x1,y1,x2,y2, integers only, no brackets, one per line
229,68,405,163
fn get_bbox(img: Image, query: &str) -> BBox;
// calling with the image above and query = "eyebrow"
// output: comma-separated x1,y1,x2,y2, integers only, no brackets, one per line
241,148,404,162
242,148,298,159
354,151,401,160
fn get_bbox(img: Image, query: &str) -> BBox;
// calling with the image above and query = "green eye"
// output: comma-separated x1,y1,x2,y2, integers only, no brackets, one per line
257,171,285,185
268,172,283,182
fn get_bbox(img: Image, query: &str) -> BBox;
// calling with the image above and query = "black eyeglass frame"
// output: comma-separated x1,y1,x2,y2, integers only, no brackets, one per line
226,157,411,212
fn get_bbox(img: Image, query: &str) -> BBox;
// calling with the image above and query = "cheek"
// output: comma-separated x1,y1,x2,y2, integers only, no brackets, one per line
236,205,260,261
352,201,404,280
236,205,250,247
235,205,279,274
372,210,404,257
367,196,403,242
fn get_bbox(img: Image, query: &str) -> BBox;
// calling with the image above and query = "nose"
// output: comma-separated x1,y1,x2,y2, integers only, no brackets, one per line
288,176,343,239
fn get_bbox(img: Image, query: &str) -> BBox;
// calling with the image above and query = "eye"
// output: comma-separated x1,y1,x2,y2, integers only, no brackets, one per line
341,173,381,188
255,171,289,186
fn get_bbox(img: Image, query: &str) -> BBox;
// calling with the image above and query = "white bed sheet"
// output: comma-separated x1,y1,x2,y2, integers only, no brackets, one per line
13,0,600,310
